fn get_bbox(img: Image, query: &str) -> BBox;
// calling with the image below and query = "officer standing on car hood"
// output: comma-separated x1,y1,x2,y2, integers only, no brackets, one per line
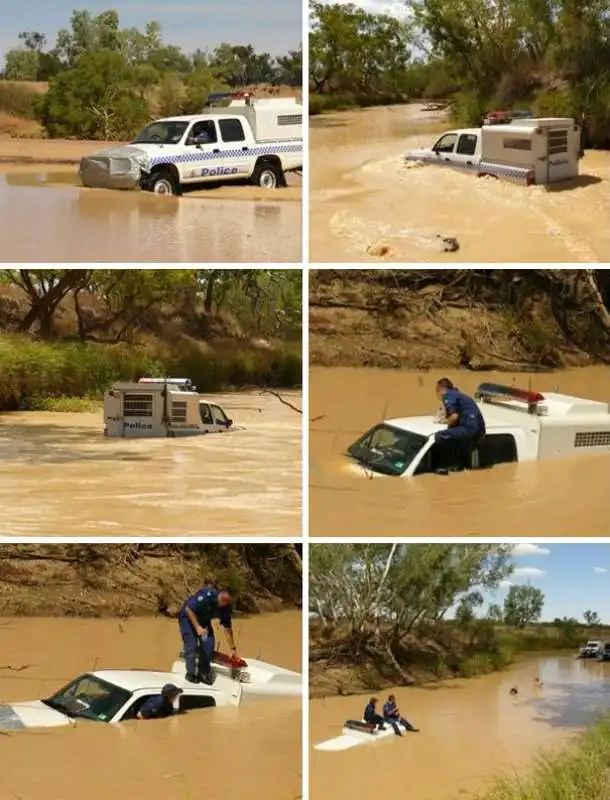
178,583,238,685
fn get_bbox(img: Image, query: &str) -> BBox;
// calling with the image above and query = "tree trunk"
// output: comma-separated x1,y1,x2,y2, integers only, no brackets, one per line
19,270,90,336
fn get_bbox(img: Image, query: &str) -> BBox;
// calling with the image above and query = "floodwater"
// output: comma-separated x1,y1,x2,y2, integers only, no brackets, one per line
310,655,610,800
0,611,301,800
0,170,301,262
310,104,610,262
0,391,301,537
310,367,610,536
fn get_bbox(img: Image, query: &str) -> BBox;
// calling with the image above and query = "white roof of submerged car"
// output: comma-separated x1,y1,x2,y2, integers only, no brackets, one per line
91,669,211,693
386,393,610,436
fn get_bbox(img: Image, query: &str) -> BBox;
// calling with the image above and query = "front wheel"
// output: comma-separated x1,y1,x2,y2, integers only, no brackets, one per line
251,160,283,189
148,170,179,196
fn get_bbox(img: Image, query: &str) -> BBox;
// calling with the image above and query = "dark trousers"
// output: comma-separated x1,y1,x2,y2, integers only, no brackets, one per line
179,617,215,676
435,426,484,469
385,714,416,732
365,712,386,729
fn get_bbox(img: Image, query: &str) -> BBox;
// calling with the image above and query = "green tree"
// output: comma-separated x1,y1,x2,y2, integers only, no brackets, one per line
584,610,601,626
3,49,39,81
455,591,484,626
503,584,545,628
40,51,149,140
487,603,504,623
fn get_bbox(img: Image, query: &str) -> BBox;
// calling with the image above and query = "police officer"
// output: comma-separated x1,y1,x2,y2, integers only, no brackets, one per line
434,378,486,470
178,583,237,685
137,684,183,720
363,697,387,731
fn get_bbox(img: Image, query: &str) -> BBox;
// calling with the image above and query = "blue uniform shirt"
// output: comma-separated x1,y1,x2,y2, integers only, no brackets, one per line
442,388,485,432
363,702,377,723
179,587,233,632
139,695,174,719
383,701,397,718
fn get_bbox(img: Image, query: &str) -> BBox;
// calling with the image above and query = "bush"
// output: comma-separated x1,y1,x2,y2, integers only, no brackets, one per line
0,82,38,119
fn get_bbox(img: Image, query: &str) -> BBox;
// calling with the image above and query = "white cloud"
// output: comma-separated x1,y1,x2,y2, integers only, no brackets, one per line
513,544,551,557
499,580,514,589
593,567,608,574
513,567,546,578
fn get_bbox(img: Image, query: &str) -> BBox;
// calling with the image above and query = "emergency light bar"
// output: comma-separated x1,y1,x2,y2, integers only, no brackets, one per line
213,650,248,669
137,377,192,386
475,382,545,412
204,91,251,106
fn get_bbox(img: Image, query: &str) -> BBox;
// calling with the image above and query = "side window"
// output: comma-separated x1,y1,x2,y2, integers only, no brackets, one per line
456,134,477,156
219,118,245,143
120,695,156,721
415,442,455,475
188,121,217,145
199,403,213,425
433,133,457,154
477,434,518,467
210,404,229,426
179,695,216,712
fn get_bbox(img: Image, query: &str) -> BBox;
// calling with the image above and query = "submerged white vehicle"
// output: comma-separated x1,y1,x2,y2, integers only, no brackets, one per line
0,652,301,731
578,640,602,659
79,94,303,194
0,668,241,731
104,377,234,438
314,719,409,751
346,383,610,478
405,118,582,185
171,650,302,698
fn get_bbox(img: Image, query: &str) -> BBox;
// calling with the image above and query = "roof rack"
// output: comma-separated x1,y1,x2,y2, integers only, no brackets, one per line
475,382,545,414
203,91,252,108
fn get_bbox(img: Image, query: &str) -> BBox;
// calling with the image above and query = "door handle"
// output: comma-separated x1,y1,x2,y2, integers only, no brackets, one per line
467,161,473,166
444,158,450,162
242,147,249,151
213,148,219,154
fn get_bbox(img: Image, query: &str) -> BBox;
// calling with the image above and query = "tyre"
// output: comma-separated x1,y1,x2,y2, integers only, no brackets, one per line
251,160,283,189
148,169,180,196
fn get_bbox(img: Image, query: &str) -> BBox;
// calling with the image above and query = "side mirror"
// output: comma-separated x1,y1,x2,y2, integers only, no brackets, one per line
226,419,233,427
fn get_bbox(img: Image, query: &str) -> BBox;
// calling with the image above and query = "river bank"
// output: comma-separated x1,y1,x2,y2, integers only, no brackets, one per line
310,269,610,369
309,620,608,698
478,717,610,799
0,332,302,411
310,655,610,800
0,544,302,617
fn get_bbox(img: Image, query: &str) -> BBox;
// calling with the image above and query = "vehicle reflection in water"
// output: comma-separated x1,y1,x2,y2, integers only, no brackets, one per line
310,366,610,535
311,656,610,800
0,392,301,536
0,172,300,262
1,612,301,800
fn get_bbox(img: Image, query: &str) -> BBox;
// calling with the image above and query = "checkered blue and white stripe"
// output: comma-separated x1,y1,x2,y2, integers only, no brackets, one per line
404,154,532,184
149,143,302,168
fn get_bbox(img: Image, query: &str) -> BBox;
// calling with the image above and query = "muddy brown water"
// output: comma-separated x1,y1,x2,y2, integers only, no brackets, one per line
311,655,610,800
0,392,301,537
310,104,610,262
310,367,610,536
0,611,301,800
0,171,301,262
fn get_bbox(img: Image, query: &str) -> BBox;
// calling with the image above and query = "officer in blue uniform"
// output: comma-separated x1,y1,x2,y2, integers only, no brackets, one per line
178,584,237,685
382,694,419,733
434,378,486,470
137,684,183,720
363,697,387,731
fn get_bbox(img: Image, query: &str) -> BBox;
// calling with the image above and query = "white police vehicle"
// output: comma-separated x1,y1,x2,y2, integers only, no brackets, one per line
79,93,303,195
0,668,241,730
345,382,610,478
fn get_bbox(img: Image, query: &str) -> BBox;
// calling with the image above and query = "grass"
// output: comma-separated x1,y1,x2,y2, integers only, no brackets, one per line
0,333,302,411
478,718,610,799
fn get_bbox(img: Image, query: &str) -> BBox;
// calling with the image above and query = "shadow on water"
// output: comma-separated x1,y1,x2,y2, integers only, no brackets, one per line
545,174,604,192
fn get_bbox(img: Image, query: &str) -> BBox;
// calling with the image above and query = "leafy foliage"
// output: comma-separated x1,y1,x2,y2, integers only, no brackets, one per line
503,584,545,628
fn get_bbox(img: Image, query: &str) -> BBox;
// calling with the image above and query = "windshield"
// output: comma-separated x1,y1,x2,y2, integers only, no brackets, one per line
133,121,189,145
43,674,131,723
346,424,428,476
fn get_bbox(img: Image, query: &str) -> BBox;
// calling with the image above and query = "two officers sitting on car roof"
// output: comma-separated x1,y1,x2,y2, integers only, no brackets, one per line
178,580,238,685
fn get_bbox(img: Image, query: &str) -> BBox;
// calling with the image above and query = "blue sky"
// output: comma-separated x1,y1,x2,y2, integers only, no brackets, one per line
315,0,409,19
0,0,301,62
478,544,610,623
